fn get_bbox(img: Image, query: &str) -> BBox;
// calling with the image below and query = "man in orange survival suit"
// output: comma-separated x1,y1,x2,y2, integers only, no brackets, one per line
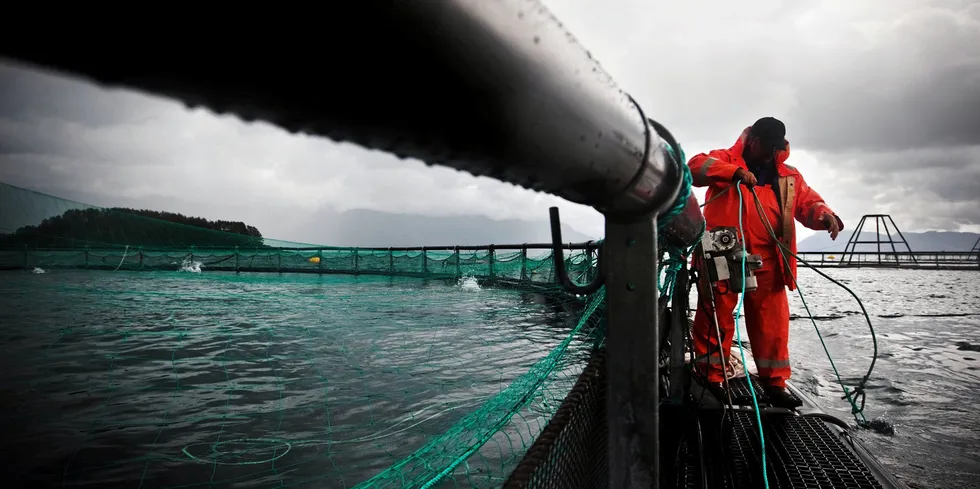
688,117,843,408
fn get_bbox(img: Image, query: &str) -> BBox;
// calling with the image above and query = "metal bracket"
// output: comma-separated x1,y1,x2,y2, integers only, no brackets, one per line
550,205,663,488
668,257,690,403
549,207,605,295
550,205,663,487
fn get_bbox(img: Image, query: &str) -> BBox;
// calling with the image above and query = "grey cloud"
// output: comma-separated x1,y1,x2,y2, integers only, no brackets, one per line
826,145,980,175
547,0,980,154
811,145,980,230
804,49,976,153
861,156,980,203
0,61,170,127
788,9,980,152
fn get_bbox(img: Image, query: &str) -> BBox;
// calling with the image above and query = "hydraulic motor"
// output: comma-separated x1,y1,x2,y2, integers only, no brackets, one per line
700,227,764,293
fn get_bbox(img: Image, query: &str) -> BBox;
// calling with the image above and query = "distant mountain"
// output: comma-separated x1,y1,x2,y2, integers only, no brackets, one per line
290,209,595,247
0,182,598,248
799,231,979,252
0,206,265,249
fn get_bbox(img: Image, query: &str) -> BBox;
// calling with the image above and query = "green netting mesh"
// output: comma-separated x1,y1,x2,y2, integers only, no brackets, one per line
2,246,591,280
0,181,607,488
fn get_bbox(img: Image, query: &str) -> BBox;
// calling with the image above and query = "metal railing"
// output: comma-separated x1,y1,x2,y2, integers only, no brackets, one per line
0,242,601,282
796,251,979,270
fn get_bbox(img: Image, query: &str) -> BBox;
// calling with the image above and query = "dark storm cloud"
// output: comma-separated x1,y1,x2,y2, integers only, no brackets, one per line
811,145,980,229
855,148,980,203
788,8,980,152
845,145,980,173
549,0,980,154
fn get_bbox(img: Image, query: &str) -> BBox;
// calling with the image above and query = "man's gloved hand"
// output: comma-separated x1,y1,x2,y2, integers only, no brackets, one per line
733,168,757,187
822,213,842,240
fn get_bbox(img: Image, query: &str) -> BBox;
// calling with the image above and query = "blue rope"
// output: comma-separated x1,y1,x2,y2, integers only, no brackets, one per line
745,187,874,427
735,183,770,489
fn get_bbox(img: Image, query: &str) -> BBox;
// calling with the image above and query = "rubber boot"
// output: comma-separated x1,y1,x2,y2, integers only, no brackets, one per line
705,382,731,405
765,386,802,409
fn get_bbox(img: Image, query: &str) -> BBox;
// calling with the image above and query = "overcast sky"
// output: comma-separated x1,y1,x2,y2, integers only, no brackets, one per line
1,0,979,244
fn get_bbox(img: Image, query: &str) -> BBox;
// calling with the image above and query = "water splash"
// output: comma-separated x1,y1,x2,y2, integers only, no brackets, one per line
31,267,45,274
457,275,480,291
179,258,203,273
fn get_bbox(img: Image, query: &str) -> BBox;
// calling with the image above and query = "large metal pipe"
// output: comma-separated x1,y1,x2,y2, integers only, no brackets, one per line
0,0,703,245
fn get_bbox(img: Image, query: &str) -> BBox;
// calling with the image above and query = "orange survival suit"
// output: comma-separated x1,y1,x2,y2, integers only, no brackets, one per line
688,126,843,391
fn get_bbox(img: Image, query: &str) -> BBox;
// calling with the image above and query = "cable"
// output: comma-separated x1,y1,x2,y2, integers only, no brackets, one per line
700,185,731,208
746,186,876,427
733,183,770,489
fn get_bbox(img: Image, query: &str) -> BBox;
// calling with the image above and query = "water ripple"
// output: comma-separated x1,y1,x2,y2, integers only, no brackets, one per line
1,268,978,488
0,271,587,488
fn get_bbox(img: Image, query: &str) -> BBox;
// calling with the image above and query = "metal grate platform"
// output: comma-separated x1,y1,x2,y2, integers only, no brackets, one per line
696,410,885,489
727,376,802,407
674,430,702,489
508,347,891,489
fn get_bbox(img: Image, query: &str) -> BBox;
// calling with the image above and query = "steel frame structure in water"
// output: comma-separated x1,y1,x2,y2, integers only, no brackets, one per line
839,214,917,267
797,251,980,270
0,1,906,487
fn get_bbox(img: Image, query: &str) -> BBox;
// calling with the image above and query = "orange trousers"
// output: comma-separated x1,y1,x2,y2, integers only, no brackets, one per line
691,260,791,388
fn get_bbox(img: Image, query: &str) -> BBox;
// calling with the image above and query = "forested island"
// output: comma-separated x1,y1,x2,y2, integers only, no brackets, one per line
0,207,266,249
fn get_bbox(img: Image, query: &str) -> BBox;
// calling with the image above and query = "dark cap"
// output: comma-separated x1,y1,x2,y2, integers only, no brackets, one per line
750,117,787,150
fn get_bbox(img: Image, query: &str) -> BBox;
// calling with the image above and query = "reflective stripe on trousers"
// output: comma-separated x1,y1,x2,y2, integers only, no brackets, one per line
691,264,791,388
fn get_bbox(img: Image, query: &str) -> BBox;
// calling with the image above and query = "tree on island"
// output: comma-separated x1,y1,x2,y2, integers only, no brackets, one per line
0,207,266,249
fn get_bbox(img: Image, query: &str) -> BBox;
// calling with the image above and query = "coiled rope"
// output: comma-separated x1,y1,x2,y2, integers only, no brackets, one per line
701,178,878,428
745,186,877,427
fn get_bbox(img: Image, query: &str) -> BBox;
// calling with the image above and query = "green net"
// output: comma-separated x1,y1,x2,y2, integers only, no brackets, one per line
0,181,607,488
4,246,591,281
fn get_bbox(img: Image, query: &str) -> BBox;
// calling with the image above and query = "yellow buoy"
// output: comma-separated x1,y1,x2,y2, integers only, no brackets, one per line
309,256,321,264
